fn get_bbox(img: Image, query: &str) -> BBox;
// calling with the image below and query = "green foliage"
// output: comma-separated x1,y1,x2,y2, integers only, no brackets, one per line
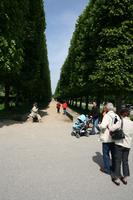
0,36,23,76
21,0,51,103
55,0,133,108
0,0,51,108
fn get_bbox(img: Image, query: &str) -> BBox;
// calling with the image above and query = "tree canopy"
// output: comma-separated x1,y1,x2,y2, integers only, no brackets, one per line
0,0,51,109
55,0,133,109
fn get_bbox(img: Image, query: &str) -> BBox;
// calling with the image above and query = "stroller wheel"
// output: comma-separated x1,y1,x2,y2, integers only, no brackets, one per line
85,132,90,137
71,131,75,136
76,133,80,138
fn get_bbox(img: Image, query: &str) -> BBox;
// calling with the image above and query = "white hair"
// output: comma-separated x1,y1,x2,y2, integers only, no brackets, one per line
106,102,114,111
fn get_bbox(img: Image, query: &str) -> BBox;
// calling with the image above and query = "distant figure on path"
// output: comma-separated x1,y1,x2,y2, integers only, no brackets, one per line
62,102,68,115
56,102,61,113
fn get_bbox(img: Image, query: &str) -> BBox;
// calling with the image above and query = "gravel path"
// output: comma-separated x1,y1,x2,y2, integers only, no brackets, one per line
0,100,133,200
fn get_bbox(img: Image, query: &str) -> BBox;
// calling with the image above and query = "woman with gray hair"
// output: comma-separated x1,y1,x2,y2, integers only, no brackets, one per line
99,102,120,175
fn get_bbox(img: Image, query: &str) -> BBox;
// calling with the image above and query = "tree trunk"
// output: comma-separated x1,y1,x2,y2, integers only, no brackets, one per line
75,98,77,107
79,97,82,109
4,82,10,110
115,95,122,112
72,99,74,106
96,96,102,111
85,95,89,112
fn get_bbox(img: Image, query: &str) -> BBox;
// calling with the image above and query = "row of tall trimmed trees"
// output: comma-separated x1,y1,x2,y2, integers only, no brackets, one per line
55,0,133,111
0,0,51,109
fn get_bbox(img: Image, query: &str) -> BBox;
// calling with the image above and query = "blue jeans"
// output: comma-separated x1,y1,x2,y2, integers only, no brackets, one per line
102,142,115,174
91,118,99,134
63,108,66,115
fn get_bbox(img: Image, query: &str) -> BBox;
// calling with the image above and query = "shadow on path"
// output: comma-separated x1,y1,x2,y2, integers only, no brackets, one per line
92,152,103,168
39,110,48,118
0,109,49,128
0,120,24,128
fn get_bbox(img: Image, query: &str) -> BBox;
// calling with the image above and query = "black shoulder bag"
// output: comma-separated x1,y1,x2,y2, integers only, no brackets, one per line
110,118,125,140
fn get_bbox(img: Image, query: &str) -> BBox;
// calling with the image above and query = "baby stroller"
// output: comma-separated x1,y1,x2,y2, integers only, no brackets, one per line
71,114,92,138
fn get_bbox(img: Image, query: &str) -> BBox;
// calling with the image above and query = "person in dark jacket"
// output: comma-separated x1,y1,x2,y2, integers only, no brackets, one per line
56,102,61,113
90,101,99,134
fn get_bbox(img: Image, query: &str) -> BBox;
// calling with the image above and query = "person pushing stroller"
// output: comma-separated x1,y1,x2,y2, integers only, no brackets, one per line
71,114,92,138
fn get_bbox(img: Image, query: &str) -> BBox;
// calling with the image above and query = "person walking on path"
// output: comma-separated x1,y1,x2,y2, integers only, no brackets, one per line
56,102,61,113
62,101,68,115
99,102,120,175
109,108,133,186
90,101,99,134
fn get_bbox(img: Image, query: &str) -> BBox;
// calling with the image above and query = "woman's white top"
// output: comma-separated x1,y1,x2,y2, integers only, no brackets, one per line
110,117,133,149
99,111,120,143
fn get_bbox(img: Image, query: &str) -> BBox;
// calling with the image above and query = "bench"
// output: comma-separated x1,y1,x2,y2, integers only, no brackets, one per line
66,111,73,121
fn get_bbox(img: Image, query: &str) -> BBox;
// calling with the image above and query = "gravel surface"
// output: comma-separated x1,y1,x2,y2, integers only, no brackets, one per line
0,100,133,200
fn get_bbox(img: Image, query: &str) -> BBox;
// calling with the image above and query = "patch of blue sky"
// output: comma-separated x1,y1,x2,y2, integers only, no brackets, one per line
44,0,89,93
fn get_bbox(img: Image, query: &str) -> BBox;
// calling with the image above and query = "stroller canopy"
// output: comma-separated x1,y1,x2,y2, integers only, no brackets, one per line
77,114,86,122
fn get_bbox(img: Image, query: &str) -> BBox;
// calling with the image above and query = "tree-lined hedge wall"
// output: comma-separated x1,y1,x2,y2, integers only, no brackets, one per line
0,0,51,109
55,0,133,110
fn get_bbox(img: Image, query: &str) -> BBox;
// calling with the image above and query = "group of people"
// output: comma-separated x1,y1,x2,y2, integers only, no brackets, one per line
28,101,133,186
56,101,68,114
28,101,68,122
70,100,133,186
99,102,133,186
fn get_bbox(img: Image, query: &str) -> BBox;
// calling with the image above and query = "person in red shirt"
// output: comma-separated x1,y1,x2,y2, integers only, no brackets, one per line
62,102,68,115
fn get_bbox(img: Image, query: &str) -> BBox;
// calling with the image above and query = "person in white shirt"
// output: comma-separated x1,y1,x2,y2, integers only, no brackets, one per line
109,108,133,186
99,103,120,175
29,102,41,122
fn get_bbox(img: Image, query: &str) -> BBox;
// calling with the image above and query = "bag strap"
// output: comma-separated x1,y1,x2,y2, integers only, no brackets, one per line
107,113,122,129
107,113,116,125
120,118,123,130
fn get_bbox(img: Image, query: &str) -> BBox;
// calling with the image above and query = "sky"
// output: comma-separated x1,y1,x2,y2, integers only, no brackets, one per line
44,0,89,93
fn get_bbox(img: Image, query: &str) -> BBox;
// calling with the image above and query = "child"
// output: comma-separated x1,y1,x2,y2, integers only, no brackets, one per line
56,102,61,113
